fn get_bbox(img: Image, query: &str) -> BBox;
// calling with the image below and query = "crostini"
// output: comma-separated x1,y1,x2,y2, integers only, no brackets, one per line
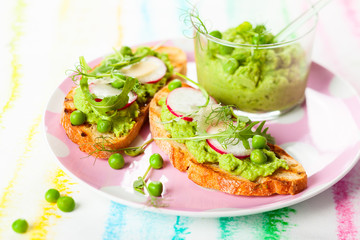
61,45,187,158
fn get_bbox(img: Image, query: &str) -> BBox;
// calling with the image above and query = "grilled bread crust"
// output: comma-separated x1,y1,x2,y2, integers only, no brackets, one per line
61,46,187,159
149,84,307,196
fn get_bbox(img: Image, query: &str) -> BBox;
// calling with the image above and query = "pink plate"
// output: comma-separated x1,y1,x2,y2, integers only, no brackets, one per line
44,39,360,217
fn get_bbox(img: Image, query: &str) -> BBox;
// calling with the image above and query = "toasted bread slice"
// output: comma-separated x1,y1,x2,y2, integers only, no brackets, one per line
149,84,307,196
61,46,187,159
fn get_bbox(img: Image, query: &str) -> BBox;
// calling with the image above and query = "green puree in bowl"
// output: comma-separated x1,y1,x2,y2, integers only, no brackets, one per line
195,22,308,112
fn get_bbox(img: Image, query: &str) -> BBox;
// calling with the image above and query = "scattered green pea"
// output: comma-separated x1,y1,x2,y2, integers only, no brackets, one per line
45,188,60,203
97,119,111,133
70,110,86,126
57,196,75,212
168,79,182,91
219,44,234,55
108,153,125,169
12,219,28,234
250,149,268,164
223,58,239,74
252,135,267,149
120,46,133,56
147,181,163,197
111,79,125,89
149,153,163,169
209,30,222,39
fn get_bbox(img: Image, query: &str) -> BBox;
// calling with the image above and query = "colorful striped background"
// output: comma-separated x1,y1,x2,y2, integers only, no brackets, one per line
0,0,359,239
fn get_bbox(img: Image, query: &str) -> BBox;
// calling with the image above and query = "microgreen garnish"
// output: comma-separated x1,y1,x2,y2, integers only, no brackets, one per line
133,165,151,194
85,137,154,157
70,56,138,118
188,7,209,35
156,120,274,150
203,105,250,126
123,138,154,156
157,74,275,148
133,162,167,208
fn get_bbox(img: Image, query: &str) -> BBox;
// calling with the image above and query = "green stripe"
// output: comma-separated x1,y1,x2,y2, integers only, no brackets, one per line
219,216,240,239
218,207,296,239
260,207,296,240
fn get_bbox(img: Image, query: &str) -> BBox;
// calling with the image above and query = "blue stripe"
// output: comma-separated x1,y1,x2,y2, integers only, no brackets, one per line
176,0,190,33
103,202,127,240
136,209,177,238
172,216,191,240
103,202,182,239
140,0,154,41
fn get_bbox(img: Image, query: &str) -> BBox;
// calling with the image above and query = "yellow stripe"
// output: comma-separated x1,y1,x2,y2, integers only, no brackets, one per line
115,1,124,48
0,116,42,235
30,168,75,239
59,0,70,20
0,0,25,126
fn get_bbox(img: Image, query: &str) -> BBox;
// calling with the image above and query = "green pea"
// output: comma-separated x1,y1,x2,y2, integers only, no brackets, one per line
260,33,275,44
219,44,234,55
111,79,125,89
45,188,60,203
70,110,86,126
120,46,133,56
149,153,163,169
232,53,248,63
57,196,75,212
252,34,260,45
254,24,266,34
135,46,152,56
237,21,252,32
252,135,267,149
147,181,163,197
223,58,239,74
108,153,125,169
168,80,182,91
12,219,28,234
209,30,222,39
250,149,268,164
97,119,111,133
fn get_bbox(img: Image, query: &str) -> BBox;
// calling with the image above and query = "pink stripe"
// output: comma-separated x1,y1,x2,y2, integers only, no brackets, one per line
332,165,360,240
341,0,360,38
324,5,360,237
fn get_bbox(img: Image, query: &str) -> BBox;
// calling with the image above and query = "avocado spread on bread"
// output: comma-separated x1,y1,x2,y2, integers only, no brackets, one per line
159,100,288,181
73,46,173,137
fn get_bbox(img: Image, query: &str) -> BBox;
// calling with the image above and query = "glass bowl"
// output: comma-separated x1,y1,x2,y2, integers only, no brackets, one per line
191,0,318,120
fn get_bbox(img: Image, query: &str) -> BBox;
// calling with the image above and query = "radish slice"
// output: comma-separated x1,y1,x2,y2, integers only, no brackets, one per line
206,123,252,159
89,82,122,99
88,77,113,84
166,87,216,121
118,91,138,110
89,83,137,110
120,56,166,84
